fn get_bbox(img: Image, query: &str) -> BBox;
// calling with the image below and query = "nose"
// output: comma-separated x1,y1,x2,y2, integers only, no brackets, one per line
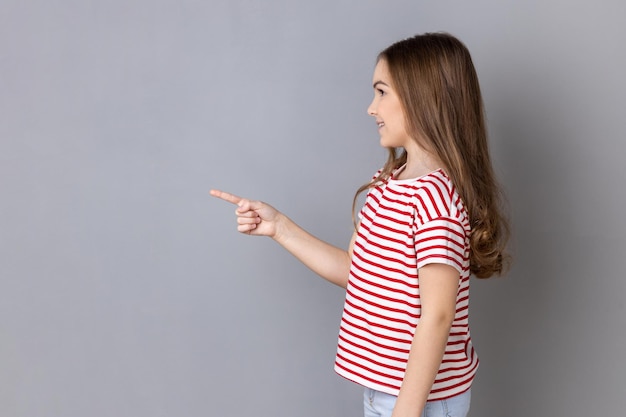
367,98,376,116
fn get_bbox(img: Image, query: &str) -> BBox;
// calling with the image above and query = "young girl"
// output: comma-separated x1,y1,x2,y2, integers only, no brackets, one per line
211,32,509,417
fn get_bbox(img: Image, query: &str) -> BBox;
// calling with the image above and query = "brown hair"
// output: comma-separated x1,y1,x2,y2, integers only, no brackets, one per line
354,32,510,278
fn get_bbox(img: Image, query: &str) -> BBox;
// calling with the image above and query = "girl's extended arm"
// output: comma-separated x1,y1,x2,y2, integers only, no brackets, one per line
391,263,460,417
210,189,354,288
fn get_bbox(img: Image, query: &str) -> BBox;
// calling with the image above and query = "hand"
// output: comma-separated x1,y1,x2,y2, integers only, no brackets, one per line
210,189,281,237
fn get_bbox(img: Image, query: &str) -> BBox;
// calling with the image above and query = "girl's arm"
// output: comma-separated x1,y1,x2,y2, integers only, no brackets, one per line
210,189,355,288
391,263,460,417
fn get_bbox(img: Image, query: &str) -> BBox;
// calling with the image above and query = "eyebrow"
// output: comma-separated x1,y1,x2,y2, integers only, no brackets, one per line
373,81,389,89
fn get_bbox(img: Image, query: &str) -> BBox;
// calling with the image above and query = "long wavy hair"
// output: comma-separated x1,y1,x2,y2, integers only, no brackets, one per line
353,32,510,278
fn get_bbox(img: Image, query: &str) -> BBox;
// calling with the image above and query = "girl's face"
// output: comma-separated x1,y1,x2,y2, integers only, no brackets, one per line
367,60,412,149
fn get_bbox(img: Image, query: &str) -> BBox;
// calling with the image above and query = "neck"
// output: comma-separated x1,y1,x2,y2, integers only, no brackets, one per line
396,144,443,180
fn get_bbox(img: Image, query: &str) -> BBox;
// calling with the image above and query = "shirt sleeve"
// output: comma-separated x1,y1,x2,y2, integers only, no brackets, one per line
415,216,468,274
358,171,384,221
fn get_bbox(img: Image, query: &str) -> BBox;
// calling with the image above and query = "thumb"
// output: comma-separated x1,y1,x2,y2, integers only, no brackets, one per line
237,198,266,214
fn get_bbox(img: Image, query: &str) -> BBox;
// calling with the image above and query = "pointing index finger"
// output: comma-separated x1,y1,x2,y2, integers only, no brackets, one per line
210,189,243,206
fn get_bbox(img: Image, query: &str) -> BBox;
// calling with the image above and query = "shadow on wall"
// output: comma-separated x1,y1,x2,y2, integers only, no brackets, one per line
470,62,592,415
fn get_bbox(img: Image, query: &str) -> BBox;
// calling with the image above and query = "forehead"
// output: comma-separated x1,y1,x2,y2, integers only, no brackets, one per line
372,59,391,83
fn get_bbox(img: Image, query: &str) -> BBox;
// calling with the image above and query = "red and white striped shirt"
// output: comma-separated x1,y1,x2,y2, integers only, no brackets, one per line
335,168,478,400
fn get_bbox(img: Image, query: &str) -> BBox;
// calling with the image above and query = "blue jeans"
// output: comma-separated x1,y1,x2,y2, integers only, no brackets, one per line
363,388,471,417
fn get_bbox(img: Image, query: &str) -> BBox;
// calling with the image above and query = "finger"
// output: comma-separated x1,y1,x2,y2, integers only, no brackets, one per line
210,189,243,206
236,198,252,212
236,209,259,218
237,223,257,233
237,216,260,225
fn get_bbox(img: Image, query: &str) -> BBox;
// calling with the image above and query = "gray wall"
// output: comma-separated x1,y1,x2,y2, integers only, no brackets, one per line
1,1,624,416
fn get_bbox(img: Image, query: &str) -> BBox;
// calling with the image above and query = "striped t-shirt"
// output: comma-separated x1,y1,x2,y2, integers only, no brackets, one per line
334,168,478,400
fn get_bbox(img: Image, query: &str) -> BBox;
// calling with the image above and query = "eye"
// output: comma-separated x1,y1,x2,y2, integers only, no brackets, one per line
376,88,386,96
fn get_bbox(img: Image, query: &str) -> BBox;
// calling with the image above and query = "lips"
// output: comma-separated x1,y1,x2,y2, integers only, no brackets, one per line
376,120,385,128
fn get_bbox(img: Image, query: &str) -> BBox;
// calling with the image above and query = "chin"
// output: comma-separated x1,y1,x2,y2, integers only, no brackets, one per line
379,136,390,147
379,137,401,148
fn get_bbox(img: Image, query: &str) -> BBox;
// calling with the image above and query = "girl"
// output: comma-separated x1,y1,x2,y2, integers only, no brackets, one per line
211,32,509,417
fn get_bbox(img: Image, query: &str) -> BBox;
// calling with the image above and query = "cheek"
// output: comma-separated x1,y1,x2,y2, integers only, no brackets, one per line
392,113,408,133
393,107,409,133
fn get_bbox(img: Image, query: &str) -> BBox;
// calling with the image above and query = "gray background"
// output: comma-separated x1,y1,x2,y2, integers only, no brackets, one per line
1,0,624,416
